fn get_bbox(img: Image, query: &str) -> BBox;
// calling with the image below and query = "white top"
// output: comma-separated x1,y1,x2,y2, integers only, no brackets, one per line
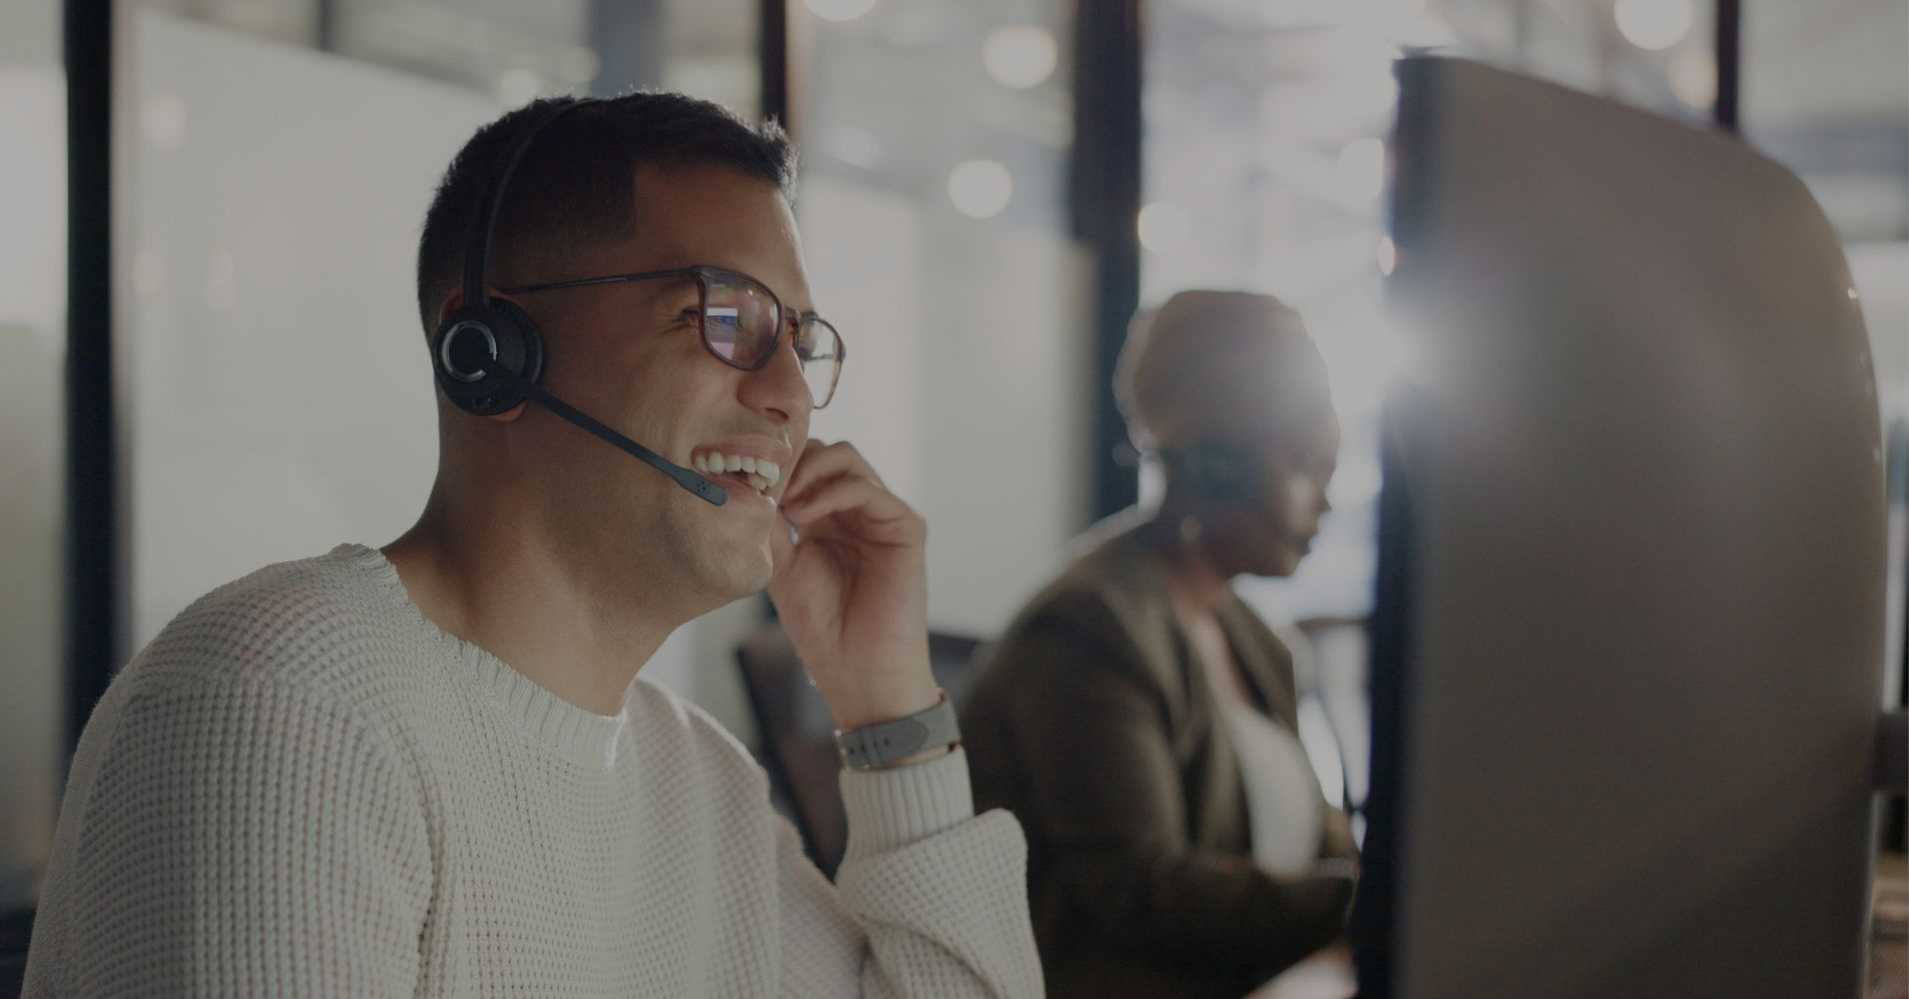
1225,702,1324,876
24,545,1040,998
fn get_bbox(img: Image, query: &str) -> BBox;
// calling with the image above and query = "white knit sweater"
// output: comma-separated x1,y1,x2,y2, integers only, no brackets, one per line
24,545,1041,997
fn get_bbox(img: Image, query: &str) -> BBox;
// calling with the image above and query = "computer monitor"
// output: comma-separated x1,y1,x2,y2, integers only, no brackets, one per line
1357,57,1886,999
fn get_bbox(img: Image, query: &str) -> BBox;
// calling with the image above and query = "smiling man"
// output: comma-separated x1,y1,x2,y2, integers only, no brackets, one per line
25,94,1040,998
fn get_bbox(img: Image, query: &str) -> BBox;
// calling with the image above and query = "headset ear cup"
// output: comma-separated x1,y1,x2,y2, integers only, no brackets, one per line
1172,444,1259,504
430,299,545,415
485,298,546,389
1206,457,1257,504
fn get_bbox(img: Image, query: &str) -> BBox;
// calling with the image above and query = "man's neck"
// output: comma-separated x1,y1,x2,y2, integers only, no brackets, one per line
382,489,691,716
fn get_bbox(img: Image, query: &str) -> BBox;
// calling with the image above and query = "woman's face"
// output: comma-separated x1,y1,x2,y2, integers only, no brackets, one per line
1200,415,1340,579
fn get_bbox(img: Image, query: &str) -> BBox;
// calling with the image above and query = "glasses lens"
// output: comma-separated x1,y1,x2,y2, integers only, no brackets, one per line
795,316,844,409
701,272,780,369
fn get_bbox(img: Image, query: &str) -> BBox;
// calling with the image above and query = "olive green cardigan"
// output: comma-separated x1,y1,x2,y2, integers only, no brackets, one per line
963,519,1357,999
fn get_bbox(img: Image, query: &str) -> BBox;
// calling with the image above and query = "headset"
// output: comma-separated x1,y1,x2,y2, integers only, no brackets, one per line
1160,441,1263,505
428,97,728,506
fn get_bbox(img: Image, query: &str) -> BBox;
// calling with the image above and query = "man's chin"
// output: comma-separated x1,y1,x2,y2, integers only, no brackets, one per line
706,544,776,602
1250,545,1305,579
668,502,777,593
739,563,775,599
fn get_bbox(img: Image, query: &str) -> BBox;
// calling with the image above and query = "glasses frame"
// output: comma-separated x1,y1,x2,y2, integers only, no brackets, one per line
498,264,845,408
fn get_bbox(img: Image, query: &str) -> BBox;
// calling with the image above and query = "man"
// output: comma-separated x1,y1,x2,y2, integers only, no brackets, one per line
25,93,1040,997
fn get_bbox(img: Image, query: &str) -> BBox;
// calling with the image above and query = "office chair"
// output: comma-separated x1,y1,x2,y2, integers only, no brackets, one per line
1,906,32,999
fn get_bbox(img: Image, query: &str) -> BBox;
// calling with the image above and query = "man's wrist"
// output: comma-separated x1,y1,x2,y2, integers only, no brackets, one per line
821,672,939,731
834,690,960,771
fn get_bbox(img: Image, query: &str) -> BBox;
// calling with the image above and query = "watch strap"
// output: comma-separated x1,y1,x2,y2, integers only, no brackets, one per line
834,692,960,771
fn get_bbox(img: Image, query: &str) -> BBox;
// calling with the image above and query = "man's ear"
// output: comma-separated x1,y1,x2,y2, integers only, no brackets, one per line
435,289,466,328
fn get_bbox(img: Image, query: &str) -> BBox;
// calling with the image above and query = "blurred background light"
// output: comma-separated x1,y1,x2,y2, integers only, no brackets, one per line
1138,201,1190,254
806,0,880,24
559,46,601,87
983,25,1059,89
1337,136,1387,202
495,67,543,105
947,159,1014,218
1615,0,1696,52
822,124,883,170
1669,46,1717,109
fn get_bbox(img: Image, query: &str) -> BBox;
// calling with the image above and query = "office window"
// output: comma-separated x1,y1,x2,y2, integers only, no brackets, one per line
0,0,65,912
1746,0,1909,715
123,0,759,108
1747,0,1908,245
797,0,1094,634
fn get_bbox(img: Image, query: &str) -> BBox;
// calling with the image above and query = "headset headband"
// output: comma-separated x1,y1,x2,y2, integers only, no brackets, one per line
462,98,600,313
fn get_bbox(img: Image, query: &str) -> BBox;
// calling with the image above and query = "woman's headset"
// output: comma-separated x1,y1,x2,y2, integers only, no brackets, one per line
1160,442,1263,505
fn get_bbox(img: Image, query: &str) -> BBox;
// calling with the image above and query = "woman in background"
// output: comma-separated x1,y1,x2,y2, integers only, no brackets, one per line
963,289,1359,999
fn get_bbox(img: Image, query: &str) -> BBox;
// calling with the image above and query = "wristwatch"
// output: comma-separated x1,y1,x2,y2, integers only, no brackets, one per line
834,692,961,771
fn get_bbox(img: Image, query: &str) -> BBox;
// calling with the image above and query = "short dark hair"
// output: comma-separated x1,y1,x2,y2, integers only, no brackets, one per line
415,92,796,333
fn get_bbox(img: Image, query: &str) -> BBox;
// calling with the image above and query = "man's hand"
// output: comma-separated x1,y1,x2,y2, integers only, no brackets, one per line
770,439,938,730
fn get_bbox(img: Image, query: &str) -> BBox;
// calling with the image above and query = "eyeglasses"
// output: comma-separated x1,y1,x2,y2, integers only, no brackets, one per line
500,264,845,409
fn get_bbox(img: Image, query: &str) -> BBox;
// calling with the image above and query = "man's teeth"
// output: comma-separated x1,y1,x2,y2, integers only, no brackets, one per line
693,453,781,492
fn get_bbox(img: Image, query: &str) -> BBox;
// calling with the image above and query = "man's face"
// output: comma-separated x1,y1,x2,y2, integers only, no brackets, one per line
504,164,815,607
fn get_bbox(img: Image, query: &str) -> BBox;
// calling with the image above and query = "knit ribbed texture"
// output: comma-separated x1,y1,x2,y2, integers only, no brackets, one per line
841,753,975,857
24,545,1041,998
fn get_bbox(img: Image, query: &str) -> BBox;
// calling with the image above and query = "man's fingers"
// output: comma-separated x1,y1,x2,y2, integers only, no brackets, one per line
781,440,857,502
782,475,924,545
769,510,798,576
780,439,885,506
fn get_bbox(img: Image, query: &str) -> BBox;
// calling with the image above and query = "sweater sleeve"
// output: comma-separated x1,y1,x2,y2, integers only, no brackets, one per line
23,672,433,998
1000,614,1354,982
773,748,1043,998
